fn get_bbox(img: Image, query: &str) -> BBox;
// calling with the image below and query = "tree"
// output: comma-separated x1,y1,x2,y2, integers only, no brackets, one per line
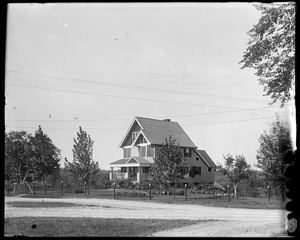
150,135,190,194
256,119,292,201
221,154,251,198
64,126,99,192
5,126,61,183
5,130,34,183
238,169,264,198
240,3,295,107
30,126,61,182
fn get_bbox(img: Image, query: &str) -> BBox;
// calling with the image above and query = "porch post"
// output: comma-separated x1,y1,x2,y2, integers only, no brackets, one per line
110,167,114,180
125,167,129,179
137,166,141,183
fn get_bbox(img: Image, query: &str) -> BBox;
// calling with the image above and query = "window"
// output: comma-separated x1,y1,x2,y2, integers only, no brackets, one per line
139,146,146,157
132,131,139,143
121,167,127,173
208,167,212,172
195,167,201,175
190,167,201,177
184,148,191,157
123,148,131,158
147,145,154,157
196,157,199,161
143,167,150,173
189,167,195,178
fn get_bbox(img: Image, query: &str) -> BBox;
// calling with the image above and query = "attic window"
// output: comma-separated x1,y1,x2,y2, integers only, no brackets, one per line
208,167,212,172
196,157,199,161
132,131,139,143
184,148,191,157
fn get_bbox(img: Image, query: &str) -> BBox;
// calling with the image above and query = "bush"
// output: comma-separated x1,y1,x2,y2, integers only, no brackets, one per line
74,189,84,194
115,189,146,197
191,183,225,195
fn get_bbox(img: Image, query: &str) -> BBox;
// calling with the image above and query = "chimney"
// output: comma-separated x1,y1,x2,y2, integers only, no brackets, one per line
163,119,171,122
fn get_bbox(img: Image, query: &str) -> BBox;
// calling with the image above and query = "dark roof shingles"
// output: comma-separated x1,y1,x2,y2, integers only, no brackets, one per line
136,117,197,148
197,150,217,168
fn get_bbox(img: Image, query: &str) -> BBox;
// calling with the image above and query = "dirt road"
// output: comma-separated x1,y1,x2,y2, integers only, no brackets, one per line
5,196,288,237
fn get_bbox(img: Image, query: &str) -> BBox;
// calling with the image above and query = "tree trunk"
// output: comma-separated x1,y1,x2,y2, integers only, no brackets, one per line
21,170,30,184
233,183,238,198
173,187,175,199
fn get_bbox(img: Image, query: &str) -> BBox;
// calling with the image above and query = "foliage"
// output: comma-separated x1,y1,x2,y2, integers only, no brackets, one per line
64,127,99,186
90,170,110,189
150,136,190,191
115,189,146,197
30,126,61,181
237,170,264,198
5,126,61,183
5,131,33,183
190,183,225,195
214,171,231,189
240,3,295,106
221,154,251,198
256,119,292,200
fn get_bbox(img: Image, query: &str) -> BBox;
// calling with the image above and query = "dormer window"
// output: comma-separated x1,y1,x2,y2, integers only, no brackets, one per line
132,131,139,143
184,148,191,157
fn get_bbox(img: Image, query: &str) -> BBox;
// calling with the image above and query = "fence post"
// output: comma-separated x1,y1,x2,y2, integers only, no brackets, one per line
149,183,151,200
44,181,47,195
84,182,86,197
61,181,63,195
185,184,187,201
32,182,35,194
227,184,230,202
173,186,175,199
267,185,270,202
113,182,116,199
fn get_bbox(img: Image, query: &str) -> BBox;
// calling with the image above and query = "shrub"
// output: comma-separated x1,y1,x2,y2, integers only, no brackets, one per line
191,183,225,195
74,189,84,194
115,189,146,197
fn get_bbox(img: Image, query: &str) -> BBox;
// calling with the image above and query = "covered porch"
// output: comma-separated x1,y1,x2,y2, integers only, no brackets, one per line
109,157,153,183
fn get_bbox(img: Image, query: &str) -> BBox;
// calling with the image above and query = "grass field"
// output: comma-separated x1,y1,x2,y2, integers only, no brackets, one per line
6,201,80,208
4,217,212,237
7,188,286,210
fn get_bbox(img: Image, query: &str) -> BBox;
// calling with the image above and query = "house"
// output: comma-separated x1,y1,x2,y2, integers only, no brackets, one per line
109,116,217,184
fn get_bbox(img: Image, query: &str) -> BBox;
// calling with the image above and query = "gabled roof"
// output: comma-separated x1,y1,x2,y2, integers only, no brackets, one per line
131,157,153,164
197,150,217,168
120,116,197,148
109,157,153,166
110,158,128,165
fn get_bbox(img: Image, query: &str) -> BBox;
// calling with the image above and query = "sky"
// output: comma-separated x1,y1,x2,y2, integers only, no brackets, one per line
5,2,296,170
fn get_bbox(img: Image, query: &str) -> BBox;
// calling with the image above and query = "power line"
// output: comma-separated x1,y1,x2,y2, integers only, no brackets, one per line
8,83,268,111
5,103,290,122
5,125,125,130
6,69,270,103
205,130,261,151
5,114,290,131
182,114,290,126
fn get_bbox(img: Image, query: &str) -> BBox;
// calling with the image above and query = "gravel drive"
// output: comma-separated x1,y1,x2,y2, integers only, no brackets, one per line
5,196,288,237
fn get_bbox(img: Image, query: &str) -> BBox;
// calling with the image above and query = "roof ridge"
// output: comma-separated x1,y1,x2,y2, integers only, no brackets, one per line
135,116,178,123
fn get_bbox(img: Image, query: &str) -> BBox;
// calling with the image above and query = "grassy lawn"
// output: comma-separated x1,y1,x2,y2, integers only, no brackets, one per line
4,217,212,237
6,201,80,208
7,189,286,210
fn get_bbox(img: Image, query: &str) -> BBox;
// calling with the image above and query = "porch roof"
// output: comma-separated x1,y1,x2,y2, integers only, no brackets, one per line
110,157,153,166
